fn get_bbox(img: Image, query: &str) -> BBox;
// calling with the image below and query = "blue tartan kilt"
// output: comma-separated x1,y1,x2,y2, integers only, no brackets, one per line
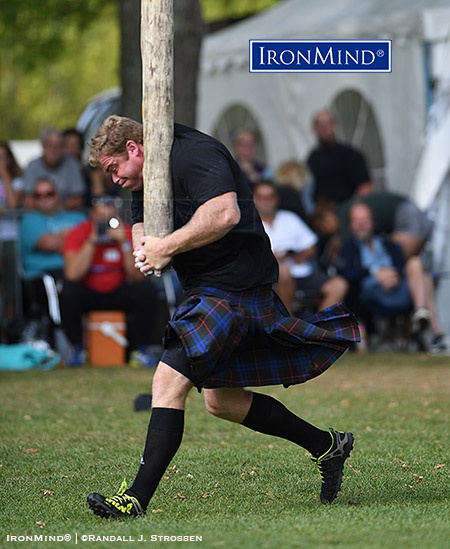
164,285,360,389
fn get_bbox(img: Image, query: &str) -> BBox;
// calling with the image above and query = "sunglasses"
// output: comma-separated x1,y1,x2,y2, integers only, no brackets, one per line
34,191,56,199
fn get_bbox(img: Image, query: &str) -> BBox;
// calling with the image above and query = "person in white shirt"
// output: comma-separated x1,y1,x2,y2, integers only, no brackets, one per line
253,181,348,315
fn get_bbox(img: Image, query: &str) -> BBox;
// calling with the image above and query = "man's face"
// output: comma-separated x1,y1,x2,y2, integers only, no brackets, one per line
92,202,117,223
63,134,82,159
234,131,256,161
33,180,60,214
313,112,336,144
99,140,144,191
43,134,64,168
253,184,278,218
349,204,374,241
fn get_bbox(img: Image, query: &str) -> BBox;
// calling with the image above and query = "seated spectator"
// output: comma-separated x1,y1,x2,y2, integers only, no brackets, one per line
23,128,87,210
310,200,343,270
339,191,433,260
62,127,92,204
62,127,85,160
274,159,313,221
19,177,87,343
339,201,449,352
0,142,24,327
60,195,159,366
253,181,348,315
232,129,272,190
62,127,119,204
88,168,118,200
0,141,23,209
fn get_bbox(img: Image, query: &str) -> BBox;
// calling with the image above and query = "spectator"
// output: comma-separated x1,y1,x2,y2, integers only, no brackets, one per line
60,195,159,366
307,109,373,208
19,177,87,342
88,167,118,201
232,129,272,190
339,201,449,353
23,128,87,210
253,181,348,315
62,128,118,203
310,201,342,269
274,159,313,221
0,142,24,326
0,141,23,210
62,128,85,160
339,191,433,260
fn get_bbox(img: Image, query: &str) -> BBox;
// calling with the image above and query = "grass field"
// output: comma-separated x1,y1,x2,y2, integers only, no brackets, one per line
1,352,449,548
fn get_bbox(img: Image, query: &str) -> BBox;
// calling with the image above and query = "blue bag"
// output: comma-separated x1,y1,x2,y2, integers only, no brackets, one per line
0,343,60,371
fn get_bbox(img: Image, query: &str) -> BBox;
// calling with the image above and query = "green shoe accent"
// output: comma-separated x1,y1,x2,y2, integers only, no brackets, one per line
87,479,145,518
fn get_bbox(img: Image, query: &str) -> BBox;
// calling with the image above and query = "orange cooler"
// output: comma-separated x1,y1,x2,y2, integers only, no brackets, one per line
86,311,127,367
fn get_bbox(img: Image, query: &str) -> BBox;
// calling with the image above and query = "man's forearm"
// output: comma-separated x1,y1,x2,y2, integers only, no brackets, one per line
135,193,240,270
64,241,96,280
160,192,240,256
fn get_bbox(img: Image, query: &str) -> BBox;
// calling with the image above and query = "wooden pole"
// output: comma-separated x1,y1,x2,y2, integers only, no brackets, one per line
141,0,174,238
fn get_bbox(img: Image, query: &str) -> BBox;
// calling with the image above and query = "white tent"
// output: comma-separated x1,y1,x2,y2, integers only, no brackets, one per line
198,0,450,331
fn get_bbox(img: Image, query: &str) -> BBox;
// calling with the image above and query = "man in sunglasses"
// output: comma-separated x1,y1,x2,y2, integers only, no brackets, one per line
19,177,87,345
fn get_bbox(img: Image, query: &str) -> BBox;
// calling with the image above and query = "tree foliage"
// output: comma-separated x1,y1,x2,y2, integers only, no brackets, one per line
0,0,281,139
201,0,280,22
0,0,114,70
0,0,118,138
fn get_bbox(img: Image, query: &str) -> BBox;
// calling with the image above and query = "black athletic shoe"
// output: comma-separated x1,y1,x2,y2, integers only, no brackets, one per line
311,429,354,504
87,480,145,518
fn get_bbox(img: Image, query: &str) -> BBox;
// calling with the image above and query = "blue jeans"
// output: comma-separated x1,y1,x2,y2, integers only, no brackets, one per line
360,276,412,316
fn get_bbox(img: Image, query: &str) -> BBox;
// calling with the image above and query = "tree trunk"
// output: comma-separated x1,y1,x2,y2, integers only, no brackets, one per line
119,0,203,127
119,0,142,122
141,0,174,238
174,0,204,126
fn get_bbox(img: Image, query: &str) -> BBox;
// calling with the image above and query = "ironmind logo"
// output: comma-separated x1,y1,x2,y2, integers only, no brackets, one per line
249,40,391,73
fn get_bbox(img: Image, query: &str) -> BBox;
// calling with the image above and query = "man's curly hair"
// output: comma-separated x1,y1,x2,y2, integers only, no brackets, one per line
88,115,143,167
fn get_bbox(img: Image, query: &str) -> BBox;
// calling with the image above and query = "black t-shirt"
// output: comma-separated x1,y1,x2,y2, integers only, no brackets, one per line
307,142,370,204
131,124,278,291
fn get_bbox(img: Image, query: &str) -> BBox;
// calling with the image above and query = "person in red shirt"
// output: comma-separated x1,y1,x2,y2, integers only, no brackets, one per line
60,195,158,366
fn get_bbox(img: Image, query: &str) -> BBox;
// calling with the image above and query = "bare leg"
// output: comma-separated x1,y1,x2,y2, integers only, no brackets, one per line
203,388,332,457
392,232,425,260
319,275,348,310
203,387,253,423
404,255,427,309
424,273,443,336
152,361,194,409
275,263,296,315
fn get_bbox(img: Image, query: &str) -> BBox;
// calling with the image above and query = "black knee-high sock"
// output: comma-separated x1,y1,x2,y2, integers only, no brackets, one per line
128,407,184,509
241,392,331,457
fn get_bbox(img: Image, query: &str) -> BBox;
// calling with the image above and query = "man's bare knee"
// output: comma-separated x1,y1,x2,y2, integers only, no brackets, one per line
152,361,193,409
204,398,228,419
204,388,253,423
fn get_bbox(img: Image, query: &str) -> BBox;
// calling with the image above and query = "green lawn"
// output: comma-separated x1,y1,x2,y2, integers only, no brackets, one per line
1,353,449,548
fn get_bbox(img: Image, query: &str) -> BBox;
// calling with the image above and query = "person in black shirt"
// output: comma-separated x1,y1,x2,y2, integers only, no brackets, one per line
307,110,373,207
85,115,359,518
